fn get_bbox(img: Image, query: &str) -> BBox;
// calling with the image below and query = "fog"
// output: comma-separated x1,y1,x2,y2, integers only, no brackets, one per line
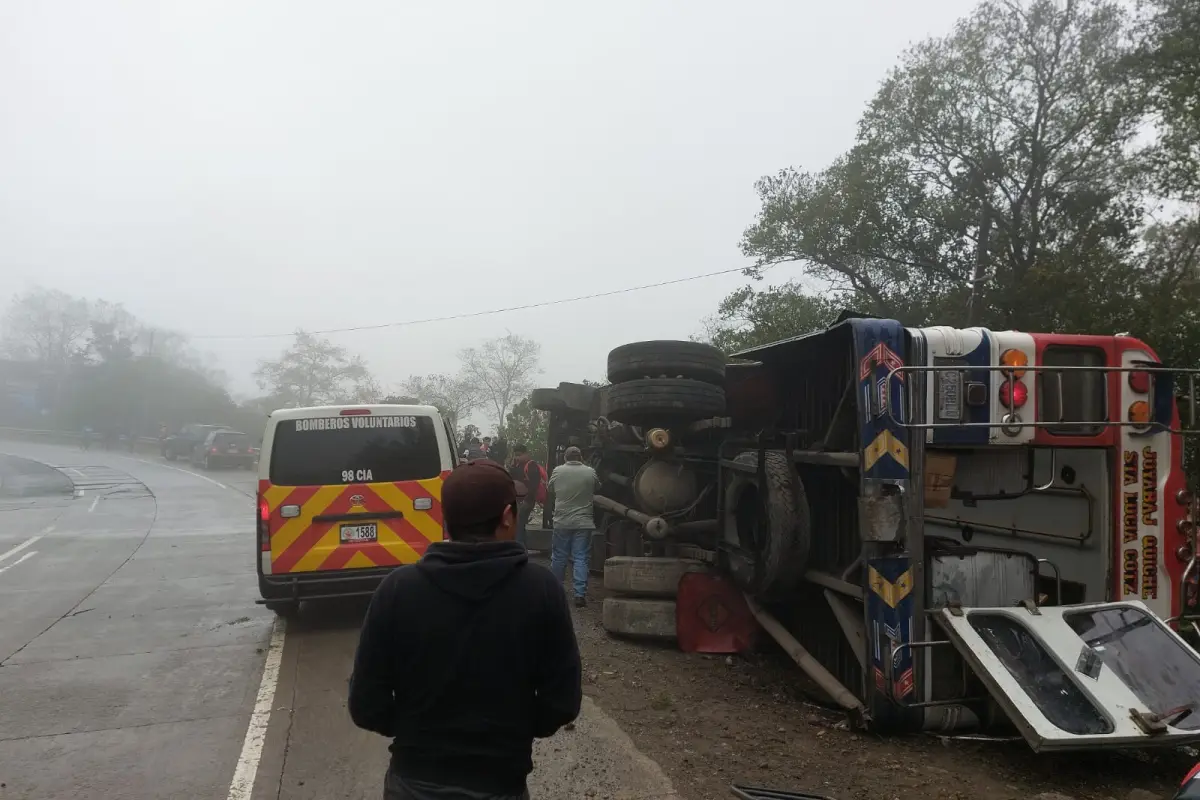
0,0,967,396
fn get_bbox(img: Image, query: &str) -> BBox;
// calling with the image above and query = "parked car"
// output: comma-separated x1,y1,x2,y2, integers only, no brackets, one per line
191,429,255,470
162,424,231,461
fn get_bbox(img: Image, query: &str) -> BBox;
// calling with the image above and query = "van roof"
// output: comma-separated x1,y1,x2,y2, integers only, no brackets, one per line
267,404,442,421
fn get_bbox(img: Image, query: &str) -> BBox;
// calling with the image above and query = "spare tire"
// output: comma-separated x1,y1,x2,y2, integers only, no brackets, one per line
607,378,725,425
721,450,810,601
608,341,725,385
530,388,565,413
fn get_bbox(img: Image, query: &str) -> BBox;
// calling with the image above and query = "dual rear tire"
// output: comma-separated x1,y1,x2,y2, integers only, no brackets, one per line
604,341,727,424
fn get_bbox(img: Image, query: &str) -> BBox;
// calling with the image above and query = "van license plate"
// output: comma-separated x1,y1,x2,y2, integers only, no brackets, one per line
340,523,378,543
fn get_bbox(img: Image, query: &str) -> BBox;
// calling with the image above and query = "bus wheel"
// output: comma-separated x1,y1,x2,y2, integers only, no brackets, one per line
607,340,726,385
606,378,725,425
722,450,811,601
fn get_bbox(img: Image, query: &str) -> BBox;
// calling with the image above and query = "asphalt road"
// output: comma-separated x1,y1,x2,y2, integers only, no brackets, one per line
0,443,677,800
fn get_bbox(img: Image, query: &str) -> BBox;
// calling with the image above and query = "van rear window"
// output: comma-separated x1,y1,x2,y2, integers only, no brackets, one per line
269,415,441,486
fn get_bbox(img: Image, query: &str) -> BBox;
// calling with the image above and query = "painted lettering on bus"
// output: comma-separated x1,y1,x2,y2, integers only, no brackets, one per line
1141,445,1159,526
1123,548,1140,597
1141,534,1159,600
1123,449,1138,486
1123,492,1139,543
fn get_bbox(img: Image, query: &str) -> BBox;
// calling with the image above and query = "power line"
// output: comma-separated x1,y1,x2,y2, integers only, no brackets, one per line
191,264,775,340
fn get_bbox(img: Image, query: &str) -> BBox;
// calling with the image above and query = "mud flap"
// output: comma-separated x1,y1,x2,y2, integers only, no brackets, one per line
935,600,1200,750
865,555,922,730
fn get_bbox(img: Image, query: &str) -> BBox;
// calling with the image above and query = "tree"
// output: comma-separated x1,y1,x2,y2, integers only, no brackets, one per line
459,333,541,433
500,397,548,464
701,282,842,353
82,301,141,364
1129,0,1200,200
254,330,376,408
0,287,91,364
398,373,481,432
741,0,1146,331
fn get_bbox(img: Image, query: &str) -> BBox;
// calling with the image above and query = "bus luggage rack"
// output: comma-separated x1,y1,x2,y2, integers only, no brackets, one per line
883,364,1200,435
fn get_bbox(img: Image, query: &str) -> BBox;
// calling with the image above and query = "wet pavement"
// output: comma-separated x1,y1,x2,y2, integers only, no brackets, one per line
0,443,677,800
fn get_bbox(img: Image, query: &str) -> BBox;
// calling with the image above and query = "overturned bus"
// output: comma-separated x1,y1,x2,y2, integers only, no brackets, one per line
532,318,1200,751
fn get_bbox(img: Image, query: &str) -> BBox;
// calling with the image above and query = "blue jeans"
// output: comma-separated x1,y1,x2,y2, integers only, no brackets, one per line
551,528,593,599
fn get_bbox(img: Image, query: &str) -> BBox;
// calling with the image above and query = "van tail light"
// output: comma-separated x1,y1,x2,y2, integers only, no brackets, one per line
258,497,271,552
1000,378,1028,409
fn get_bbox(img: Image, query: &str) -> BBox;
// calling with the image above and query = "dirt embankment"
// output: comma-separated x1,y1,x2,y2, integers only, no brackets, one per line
568,580,1195,800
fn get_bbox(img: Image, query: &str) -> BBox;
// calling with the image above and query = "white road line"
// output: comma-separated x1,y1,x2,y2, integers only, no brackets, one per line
0,536,42,565
137,458,228,490
88,496,100,513
226,616,287,800
0,551,37,575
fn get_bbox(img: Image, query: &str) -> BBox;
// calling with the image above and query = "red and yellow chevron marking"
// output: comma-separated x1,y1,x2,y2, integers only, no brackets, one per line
258,474,447,574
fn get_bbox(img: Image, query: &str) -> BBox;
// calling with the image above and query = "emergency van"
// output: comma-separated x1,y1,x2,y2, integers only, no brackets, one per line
255,404,457,614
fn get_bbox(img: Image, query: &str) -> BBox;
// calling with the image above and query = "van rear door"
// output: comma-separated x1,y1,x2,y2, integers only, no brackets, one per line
936,601,1200,751
260,412,448,575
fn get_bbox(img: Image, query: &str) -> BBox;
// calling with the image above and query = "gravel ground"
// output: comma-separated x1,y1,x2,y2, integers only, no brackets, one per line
561,571,1197,800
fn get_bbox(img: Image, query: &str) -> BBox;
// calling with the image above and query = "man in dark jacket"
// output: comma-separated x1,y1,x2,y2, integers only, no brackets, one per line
348,459,582,800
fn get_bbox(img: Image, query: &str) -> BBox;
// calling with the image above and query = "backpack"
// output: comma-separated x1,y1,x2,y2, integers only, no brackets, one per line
524,461,548,505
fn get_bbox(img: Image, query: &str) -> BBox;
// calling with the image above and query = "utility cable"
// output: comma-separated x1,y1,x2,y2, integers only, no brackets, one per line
190,263,778,340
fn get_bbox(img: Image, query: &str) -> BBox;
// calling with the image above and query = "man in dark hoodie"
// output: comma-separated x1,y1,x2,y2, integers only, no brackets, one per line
348,458,582,800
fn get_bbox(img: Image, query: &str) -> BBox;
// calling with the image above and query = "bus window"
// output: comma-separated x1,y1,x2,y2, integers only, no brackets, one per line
1040,346,1106,436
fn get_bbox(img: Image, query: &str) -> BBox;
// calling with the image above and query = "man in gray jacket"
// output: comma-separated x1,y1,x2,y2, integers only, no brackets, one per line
547,447,601,607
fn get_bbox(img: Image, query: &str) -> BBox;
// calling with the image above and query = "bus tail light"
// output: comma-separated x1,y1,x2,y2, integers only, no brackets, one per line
1128,400,1151,424
1000,349,1028,378
1129,370,1151,394
1000,379,1028,409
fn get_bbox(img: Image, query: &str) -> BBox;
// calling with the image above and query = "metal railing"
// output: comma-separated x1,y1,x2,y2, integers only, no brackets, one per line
884,363,1200,434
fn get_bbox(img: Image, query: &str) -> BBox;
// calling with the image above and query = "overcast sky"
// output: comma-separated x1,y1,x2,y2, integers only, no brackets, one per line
1,0,967,405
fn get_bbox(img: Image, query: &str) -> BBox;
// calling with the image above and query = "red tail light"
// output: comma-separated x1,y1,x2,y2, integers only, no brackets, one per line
258,498,270,552
210,447,219,454
1129,370,1151,394
340,408,371,416
999,379,1028,409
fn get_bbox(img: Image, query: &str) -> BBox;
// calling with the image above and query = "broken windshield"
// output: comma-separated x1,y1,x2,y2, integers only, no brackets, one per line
1065,606,1200,731
968,612,1113,735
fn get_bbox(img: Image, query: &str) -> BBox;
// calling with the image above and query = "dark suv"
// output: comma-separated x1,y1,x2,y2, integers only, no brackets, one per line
162,424,231,461
191,429,255,470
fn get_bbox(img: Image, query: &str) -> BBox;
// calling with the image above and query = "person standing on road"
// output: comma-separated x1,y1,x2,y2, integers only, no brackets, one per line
548,446,600,607
547,450,597,606
348,459,582,800
511,444,543,549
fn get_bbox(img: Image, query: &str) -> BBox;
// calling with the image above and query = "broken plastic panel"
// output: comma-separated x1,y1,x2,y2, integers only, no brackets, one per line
936,601,1200,751
730,786,837,800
